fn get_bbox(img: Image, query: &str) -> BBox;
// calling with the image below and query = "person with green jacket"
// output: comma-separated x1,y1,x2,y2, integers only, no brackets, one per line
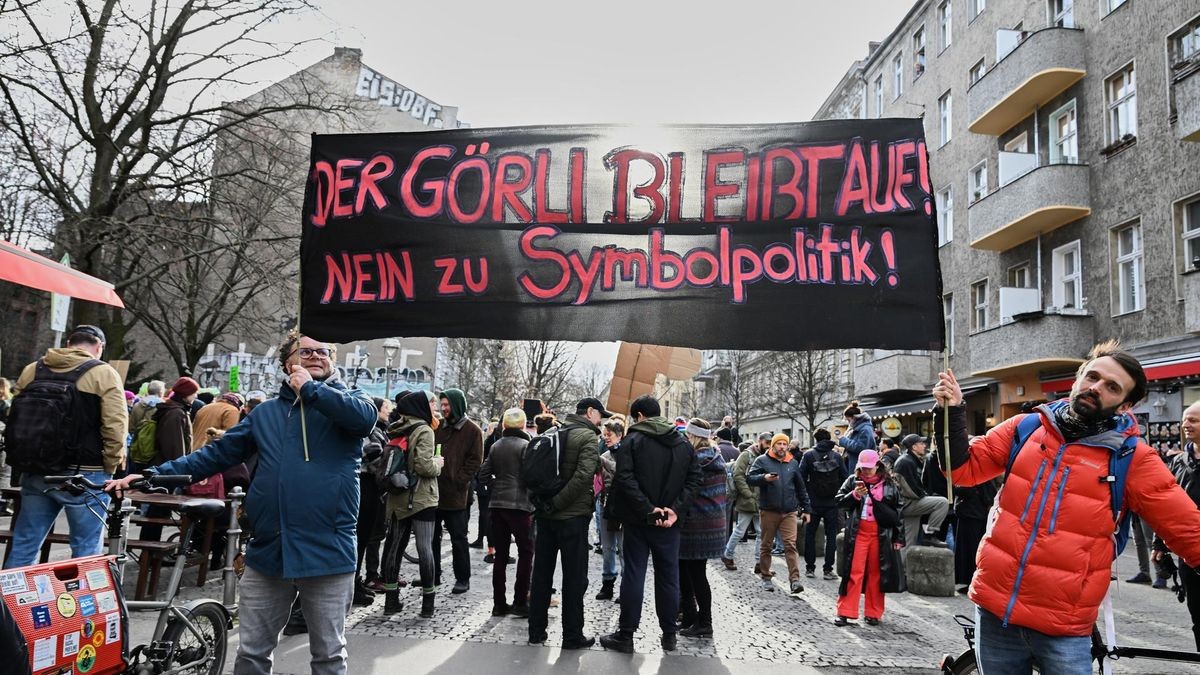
720,437,767,570
527,397,605,650
381,390,443,618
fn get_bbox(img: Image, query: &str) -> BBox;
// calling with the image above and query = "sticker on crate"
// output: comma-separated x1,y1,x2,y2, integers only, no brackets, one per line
33,635,57,671
84,569,109,590
32,603,52,628
0,570,28,594
94,590,117,613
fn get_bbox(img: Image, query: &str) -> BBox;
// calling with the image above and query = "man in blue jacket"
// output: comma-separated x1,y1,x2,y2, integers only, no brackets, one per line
107,331,375,675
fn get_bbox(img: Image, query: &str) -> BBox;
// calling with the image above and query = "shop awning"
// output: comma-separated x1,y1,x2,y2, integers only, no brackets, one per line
1041,353,1200,394
865,385,988,419
0,239,124,307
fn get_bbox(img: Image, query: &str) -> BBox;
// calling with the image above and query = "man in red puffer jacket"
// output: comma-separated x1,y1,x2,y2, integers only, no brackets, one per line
933,340,1200,674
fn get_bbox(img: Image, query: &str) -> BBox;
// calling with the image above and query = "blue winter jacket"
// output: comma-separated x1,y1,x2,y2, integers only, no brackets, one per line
150,376,375,578
839,413,878,472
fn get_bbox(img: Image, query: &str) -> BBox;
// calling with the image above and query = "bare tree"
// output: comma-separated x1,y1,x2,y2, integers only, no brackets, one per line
764,350,841,442
0,0,351,368
707,350,755,425
440,338,510,421
512,341,580,414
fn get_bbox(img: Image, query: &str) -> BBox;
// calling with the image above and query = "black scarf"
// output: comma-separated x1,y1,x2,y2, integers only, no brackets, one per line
1052,403,1118,442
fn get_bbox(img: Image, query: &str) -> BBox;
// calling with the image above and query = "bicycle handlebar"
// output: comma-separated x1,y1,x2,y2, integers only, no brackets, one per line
45,474,193,491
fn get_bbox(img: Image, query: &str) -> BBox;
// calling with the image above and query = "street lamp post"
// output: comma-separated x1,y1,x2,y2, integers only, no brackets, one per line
382,338,401,399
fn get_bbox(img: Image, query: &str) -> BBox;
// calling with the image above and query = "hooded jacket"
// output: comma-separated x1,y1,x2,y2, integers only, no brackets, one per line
606,416,701,525
731,445,765,514
748,450,812,514
385,412,441,520
541,412,600,520
435,388,483,510
937,400,1200,637
838,413,877,472
152,396,193,466
149,372,375,579
14,347,127,474
478,427,533,512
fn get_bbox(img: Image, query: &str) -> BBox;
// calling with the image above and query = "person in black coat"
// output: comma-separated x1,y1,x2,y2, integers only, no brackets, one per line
952,477,999,593
834,449,905,626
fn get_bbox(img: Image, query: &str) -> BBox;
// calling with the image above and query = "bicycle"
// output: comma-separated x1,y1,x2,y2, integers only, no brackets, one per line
940,613,1200,674
40,473,235,675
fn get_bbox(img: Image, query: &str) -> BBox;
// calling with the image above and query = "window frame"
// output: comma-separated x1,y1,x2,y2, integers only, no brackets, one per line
937,186,954,246
1180,195,1200,274
874,74,884,118
1052,240,1083,311
893,53,904,100
1050,0,1075,28
943,293,955,355
1169,14,1200,67
939,0,953,52
1101,0,1126,18
938,91,953,146
970,279,989,332
1104,61,1138,144
913,26,927,80
1111,219,1145,315
1007,262,1032,288
971,0,986,21
969,58,987,86
969,161,988,203
1049,99,1079,164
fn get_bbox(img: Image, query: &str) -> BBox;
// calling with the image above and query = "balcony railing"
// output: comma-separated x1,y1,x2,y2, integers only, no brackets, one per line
968,27,1086,136
968,163,1090,251
968,312,1095,378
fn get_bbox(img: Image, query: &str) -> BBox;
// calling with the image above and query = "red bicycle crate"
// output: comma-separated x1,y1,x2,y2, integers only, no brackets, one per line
0,555,128,675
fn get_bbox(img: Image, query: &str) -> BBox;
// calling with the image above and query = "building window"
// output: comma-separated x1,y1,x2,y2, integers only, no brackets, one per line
1105,63,1137,143
913,27,927,79
971,0,986,20
1112,221,1144,315
938,91,953,146
1170,15,1200,67
1182,197,1200,272
874,75,884,117
893,54,904,99
971,279,989,332
1052,240,1083,310
1008,263,1031,288
1051,0,1074,28
937,187,954,246
969,58,986,85
944,294,955,355
1004,132,1028,154
1102,0,1126,16
969,161,988,203
939,1,953,51
1049,100,1078,164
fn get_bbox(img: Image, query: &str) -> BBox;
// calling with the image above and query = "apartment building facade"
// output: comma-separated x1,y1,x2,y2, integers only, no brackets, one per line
809,0,1200,448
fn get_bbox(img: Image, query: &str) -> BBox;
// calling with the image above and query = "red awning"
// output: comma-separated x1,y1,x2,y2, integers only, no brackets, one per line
0,239,124,308
1041,357,1200,394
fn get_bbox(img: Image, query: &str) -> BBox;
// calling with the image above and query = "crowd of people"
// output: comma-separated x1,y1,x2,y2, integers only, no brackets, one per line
3,328,1200,674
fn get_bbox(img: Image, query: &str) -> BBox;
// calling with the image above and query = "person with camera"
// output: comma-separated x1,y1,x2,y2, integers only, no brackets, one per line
599,395,701,654
834,449,905,626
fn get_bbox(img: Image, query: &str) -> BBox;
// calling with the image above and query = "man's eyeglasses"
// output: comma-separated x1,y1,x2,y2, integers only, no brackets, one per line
295,347,332,359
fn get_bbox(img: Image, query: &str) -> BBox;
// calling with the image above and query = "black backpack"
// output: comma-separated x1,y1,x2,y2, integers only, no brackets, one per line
3,359,103,474
374,435,417,496
520,424,582,507
806,449,844,500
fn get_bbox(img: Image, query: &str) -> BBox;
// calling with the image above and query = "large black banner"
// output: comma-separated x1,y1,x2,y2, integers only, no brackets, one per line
300,120,944,351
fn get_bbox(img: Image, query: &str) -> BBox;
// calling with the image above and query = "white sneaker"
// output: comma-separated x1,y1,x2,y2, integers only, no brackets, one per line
761,579,775,592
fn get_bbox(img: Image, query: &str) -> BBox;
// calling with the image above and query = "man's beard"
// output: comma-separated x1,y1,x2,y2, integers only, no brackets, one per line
1068,390,1119,424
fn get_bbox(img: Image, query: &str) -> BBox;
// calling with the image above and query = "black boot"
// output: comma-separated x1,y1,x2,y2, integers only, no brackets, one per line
419,592,435,618
383,591,403,615
353,583,376,607
595,578,615,600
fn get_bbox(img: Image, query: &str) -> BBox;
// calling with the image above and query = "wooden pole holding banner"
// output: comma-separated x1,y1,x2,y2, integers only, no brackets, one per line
943,350,953,504
296,278,310,462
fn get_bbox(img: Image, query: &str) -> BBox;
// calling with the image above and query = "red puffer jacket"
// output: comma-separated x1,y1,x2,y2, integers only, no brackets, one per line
943,402,1200,637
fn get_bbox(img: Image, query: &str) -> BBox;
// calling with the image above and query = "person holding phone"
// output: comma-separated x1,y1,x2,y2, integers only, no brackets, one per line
746,433,812,594
833,449,905,627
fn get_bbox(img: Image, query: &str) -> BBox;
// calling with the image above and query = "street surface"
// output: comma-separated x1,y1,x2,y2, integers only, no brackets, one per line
13,509,1200,673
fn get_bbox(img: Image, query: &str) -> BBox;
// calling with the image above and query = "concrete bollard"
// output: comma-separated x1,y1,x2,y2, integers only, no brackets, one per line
905,546,955,596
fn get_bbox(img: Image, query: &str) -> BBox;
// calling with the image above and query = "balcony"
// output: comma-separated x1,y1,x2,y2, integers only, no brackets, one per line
1186,273,1200,334
1175,63,1200,142
968,27,1086,136
853,352,933,398
969,312,1095,378
968,162,1090,251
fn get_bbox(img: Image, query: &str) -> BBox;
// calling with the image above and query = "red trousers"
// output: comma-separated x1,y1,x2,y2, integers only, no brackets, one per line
837,519,885,620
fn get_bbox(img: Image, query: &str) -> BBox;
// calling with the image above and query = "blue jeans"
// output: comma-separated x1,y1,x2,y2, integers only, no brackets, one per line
595,499,622,580
723,510,761,560
619,523,680,634
4,471,111,568
976,606,1093,675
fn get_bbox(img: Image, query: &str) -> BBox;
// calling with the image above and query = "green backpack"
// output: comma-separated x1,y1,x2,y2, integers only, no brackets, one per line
129,418,158,465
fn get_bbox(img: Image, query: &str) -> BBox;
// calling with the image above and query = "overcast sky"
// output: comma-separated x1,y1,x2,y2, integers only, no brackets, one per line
286,0,913,370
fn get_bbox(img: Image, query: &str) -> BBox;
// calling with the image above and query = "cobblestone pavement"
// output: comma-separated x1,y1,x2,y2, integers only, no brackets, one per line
17,509,1200,673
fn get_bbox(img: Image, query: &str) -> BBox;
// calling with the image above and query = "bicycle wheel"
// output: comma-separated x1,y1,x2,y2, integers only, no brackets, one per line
160,601,228,675
404,535,419,564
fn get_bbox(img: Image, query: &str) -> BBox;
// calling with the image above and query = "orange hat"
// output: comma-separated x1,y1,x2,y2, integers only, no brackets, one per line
771,433,790,447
